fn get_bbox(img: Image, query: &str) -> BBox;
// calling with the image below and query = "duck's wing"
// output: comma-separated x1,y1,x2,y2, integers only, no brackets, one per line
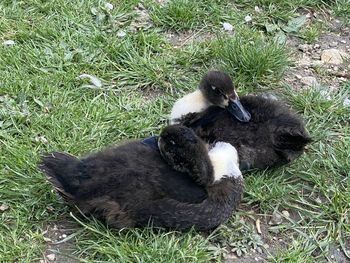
135,178,243,231
180,106,225,129
157,170,208,204
178,106,228,145
135,198,218,231
139,138,208,203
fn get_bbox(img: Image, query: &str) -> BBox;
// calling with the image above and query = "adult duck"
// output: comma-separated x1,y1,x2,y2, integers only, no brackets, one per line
40,125,243,231
171,71,311,170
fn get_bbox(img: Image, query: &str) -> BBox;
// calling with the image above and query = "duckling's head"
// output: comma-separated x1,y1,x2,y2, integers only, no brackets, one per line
199,71,251,122
200,71,234,107
158,125,209,173
159,125,242,185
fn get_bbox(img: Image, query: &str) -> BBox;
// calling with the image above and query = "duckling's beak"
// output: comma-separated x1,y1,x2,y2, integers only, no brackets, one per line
142,135,160,151
239,160,252,171
227,97,251,122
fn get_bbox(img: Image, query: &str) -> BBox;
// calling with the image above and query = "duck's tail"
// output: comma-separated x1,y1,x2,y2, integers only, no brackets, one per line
39,152,81,201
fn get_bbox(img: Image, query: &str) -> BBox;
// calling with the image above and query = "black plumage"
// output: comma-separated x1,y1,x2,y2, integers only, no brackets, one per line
170,71,311,170
40,125,243,231
179,93,311,170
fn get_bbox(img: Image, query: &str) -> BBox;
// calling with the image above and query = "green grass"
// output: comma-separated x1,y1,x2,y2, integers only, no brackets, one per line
332,0,350,26
72,214,213,262
148,0,227,31
333,0,350,17
298,21,324,43
210,30,291,90
1,0,350,262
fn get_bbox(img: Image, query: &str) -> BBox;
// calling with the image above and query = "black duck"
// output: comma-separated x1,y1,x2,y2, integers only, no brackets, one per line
40,125,243,231
171,71,311,170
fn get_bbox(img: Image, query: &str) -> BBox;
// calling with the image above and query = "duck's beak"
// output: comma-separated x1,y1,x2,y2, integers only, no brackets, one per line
142,135,160,151
239,160,252,171
227,95,251,122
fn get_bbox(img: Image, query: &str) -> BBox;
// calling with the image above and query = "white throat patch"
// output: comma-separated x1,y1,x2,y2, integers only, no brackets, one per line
170,90,210,124
208,142,242,182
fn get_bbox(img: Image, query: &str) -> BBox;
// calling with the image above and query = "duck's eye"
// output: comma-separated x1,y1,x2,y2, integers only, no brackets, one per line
213,88,221,94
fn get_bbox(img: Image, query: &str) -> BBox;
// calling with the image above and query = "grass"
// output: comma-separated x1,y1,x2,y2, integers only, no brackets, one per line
298,21,324,43
1,0,350,262
211,31,291,89
148,0,227,31
72,215,214,262
333,0,350,26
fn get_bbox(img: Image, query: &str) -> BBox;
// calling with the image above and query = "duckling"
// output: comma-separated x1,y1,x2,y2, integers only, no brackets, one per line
170,71,251,124
171,71,311,170
39,125,243,231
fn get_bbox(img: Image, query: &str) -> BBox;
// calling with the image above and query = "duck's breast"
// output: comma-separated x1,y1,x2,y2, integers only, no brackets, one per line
170,90,209,123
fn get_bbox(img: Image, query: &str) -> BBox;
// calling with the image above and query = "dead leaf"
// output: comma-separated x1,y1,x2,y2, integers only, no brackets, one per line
269,211,283,225
105,3,114,11
244,15,252,23
0,204,9,212
282,210,290,218
117,30,126,38
77,74,102,89
90,7,98,15
0,95,10,102
256,218,262,234
3,40,15,46
222,22,233,32
46,253,56,261
43,237,52,242
34,136,48,144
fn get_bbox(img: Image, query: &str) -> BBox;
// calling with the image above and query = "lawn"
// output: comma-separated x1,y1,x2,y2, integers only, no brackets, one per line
0,0,349,262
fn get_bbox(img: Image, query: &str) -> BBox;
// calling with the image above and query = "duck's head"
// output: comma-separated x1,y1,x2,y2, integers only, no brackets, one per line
158,125,209,173
199,71,251,122
158,125,242,185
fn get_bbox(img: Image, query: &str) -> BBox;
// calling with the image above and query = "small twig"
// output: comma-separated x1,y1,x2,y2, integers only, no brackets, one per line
329,71,350,78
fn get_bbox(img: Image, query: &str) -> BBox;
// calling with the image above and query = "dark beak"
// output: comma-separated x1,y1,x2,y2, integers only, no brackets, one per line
227,98,251,122
239,160,252,171
142,135,159,150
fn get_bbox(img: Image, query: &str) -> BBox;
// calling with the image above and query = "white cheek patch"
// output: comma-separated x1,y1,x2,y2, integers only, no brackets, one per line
208,142,242,182
170,90,210,124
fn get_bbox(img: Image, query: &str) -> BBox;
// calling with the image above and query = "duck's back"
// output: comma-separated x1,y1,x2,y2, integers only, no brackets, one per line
79,142,206,197
180,95,311,170
40,141,208,227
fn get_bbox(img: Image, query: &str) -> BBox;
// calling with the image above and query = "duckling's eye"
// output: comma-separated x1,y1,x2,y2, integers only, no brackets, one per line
214,87,227,98
212,87,221,94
